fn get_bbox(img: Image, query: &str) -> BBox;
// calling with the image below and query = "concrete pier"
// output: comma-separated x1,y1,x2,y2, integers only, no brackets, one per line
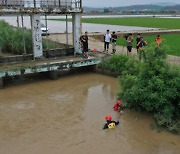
31,14,43,58
0,78,4,89
49,71,58,80
72,13,82,55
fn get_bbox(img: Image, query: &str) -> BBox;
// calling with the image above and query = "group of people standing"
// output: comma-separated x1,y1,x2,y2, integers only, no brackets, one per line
80,30,162,61
80,30,118,57
126,33,162,61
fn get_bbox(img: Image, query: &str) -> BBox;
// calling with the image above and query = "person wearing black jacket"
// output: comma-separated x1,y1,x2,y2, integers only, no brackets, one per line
80,31,89,58
137,37,147,61
111,31,117,54
136,34,141,53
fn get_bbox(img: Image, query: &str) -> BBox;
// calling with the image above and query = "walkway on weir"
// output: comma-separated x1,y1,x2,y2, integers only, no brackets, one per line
0,56,102,77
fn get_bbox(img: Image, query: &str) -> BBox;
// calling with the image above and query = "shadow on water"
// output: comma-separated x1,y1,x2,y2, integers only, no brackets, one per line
3,66,96,88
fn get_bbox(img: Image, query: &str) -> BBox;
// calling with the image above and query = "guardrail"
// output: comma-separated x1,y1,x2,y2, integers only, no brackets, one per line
0,0,82,9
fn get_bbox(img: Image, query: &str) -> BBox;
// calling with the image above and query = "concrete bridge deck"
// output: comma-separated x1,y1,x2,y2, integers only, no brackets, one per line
0,54,103,88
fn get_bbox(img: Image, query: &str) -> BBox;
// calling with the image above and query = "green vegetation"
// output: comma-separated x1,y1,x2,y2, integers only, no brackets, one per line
99,44,180,133
0,20,33,55
82,17,180,29
0,20,59,56
50,17,180,29
117,34,180,56
98,54,129,74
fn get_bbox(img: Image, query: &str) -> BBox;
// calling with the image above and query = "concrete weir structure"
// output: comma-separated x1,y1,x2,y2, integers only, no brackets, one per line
0,0,102,89
0,0,82,57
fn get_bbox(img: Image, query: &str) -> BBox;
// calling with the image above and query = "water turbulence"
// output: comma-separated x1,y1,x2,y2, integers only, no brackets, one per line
0,73,179,154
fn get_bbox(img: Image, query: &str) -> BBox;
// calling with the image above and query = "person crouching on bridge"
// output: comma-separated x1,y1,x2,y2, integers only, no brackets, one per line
80,31,89,58
103,115,119,129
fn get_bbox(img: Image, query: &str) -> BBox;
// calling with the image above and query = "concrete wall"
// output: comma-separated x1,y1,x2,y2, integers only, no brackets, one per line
0,48,74,64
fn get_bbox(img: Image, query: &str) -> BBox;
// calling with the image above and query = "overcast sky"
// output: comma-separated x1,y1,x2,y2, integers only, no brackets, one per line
83,0,180,8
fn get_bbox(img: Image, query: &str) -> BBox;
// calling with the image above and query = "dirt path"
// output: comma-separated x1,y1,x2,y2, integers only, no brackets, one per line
47,34,180,65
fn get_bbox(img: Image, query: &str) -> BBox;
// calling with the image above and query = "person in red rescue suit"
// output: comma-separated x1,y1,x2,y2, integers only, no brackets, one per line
103,115,119,129
113,100,123,112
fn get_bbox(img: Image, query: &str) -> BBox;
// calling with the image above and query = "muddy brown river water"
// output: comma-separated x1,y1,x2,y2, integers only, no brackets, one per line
0,73,179,154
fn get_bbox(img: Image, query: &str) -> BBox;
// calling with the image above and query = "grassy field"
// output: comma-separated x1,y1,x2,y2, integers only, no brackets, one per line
81,17,180,29
117,34,180,56
50,17,180,29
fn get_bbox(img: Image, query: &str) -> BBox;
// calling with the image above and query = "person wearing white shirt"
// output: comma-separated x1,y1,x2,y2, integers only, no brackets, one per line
104,29,111,53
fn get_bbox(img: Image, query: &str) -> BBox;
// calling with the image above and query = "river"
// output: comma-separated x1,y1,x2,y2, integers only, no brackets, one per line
1,15,179,33
0,16,159,33
0,73,179,154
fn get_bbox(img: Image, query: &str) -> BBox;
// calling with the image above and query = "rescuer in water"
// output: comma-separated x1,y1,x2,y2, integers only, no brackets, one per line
103,115,120,129
113,99,123,112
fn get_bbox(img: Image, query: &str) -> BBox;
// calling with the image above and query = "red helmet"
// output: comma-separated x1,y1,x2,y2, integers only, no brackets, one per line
116,100,122,105
105,115,112,121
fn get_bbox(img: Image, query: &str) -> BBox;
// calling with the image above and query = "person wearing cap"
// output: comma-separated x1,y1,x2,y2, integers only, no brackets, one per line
113,99,123,112
103,115,119,129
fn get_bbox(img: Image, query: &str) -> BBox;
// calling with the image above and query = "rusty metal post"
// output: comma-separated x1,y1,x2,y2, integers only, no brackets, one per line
34,0,36,8
17,16,19,27
59,0,61,7
45,14,49,50
66,14,69,49
21,14,26,55
80,0,82,9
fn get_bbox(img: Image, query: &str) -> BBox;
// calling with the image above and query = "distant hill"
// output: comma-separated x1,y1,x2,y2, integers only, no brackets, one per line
109,5,163,11
153,2,177,6
83,3,180,13
162,5,180,11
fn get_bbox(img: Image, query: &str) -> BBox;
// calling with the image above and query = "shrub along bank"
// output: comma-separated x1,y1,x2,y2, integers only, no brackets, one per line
98,44,180,133
0,20,58,55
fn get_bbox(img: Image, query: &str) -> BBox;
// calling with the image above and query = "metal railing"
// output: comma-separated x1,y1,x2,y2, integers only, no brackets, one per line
0,0,82,9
